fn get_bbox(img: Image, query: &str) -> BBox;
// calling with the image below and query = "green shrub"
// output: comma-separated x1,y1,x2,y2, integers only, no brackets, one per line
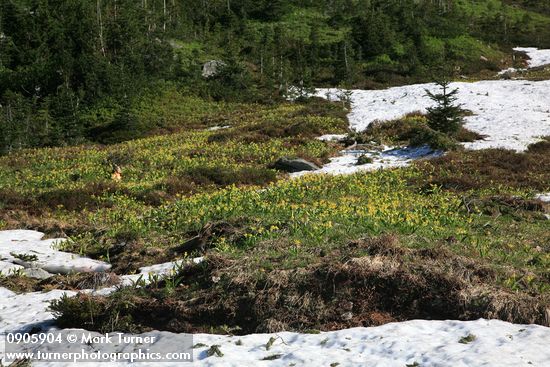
356,155,374,165
409,126,458,151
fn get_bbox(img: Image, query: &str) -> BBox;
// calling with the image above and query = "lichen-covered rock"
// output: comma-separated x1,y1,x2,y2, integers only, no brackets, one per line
202,60,226,78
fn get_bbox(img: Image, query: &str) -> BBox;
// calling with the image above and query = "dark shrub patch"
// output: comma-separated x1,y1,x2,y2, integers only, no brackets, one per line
408,126,459,151
185,166,278,187
0,182,126,213
356,155,373,165
354,115,482,152
453,126,485,143
527,137,550,155
416,143,550,191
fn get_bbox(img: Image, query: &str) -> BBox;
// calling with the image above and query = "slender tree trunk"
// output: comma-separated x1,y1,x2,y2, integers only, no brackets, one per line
344,42,349,72
97,0,105,56
163,0,166,31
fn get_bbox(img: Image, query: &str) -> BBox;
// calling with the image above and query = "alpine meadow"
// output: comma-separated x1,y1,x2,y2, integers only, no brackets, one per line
1,1,550,366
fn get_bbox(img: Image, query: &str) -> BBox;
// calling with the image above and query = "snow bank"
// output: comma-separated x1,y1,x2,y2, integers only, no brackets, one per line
0,230,203,335
515,47,550,68
190,319,550,367
0,230,111,275
0,232,204,365
297,47,550,177
316,133,348,142
301,78,550,176
536,193,550,202
320,80,550,152
3,302,550,367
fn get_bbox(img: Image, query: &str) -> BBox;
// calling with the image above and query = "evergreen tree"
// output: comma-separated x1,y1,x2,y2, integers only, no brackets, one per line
425,80,464,134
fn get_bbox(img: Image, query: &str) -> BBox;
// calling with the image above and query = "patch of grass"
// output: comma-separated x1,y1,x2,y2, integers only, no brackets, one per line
3,94,549,338
207,345,223,357
0,271,121,294
458,334,477,344
0,97,347,267
356,155,373,165
49,233,550,334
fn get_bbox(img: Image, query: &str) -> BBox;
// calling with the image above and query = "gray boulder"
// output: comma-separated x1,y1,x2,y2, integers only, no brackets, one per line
273,157,320,173
500,70,515,80
202,60,226,78
23,268,53,280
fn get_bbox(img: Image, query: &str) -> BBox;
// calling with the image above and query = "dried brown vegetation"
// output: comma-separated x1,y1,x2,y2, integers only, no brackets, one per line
50,235,550,335
416,137,550,191
0,272,120,294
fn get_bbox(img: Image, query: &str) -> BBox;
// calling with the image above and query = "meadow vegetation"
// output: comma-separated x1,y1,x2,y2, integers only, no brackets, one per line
2,97,548,332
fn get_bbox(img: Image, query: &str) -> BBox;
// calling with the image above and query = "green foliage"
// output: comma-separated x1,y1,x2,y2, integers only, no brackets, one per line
1,0,550,152
425,80,464,135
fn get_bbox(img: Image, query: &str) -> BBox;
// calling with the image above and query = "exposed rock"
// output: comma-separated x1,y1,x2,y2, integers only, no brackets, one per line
23,268,53,280
273,157,320,173
500,70,516,80
76,272,121,289
202,60,226,78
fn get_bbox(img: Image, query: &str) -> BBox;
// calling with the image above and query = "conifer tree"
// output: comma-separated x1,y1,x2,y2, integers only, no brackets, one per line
425,80,464,134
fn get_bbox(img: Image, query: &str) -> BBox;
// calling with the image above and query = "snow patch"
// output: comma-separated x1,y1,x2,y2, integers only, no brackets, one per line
316,134,348,142
536,193,550,202
514,47,550,68
291,145,440,177
0,230,111,275
0,231,204,365
319,80,550,152
189,319,550,367
2,315,550,366
207,125,230,131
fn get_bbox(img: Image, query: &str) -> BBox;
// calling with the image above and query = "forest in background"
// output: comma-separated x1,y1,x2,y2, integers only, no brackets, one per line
2,0,550,153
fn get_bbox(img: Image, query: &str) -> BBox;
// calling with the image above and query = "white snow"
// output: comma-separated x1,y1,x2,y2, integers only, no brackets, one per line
496,47,550,76
207,125,230,131
316,133,347,142
303,78,550,177
515,47,550,68
0,230,111,275
0,231,204,365
536,193,550,202
190,319,550,367
498,67,520,76
291,145,440,177
290,47,550,177
319,80,550,152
